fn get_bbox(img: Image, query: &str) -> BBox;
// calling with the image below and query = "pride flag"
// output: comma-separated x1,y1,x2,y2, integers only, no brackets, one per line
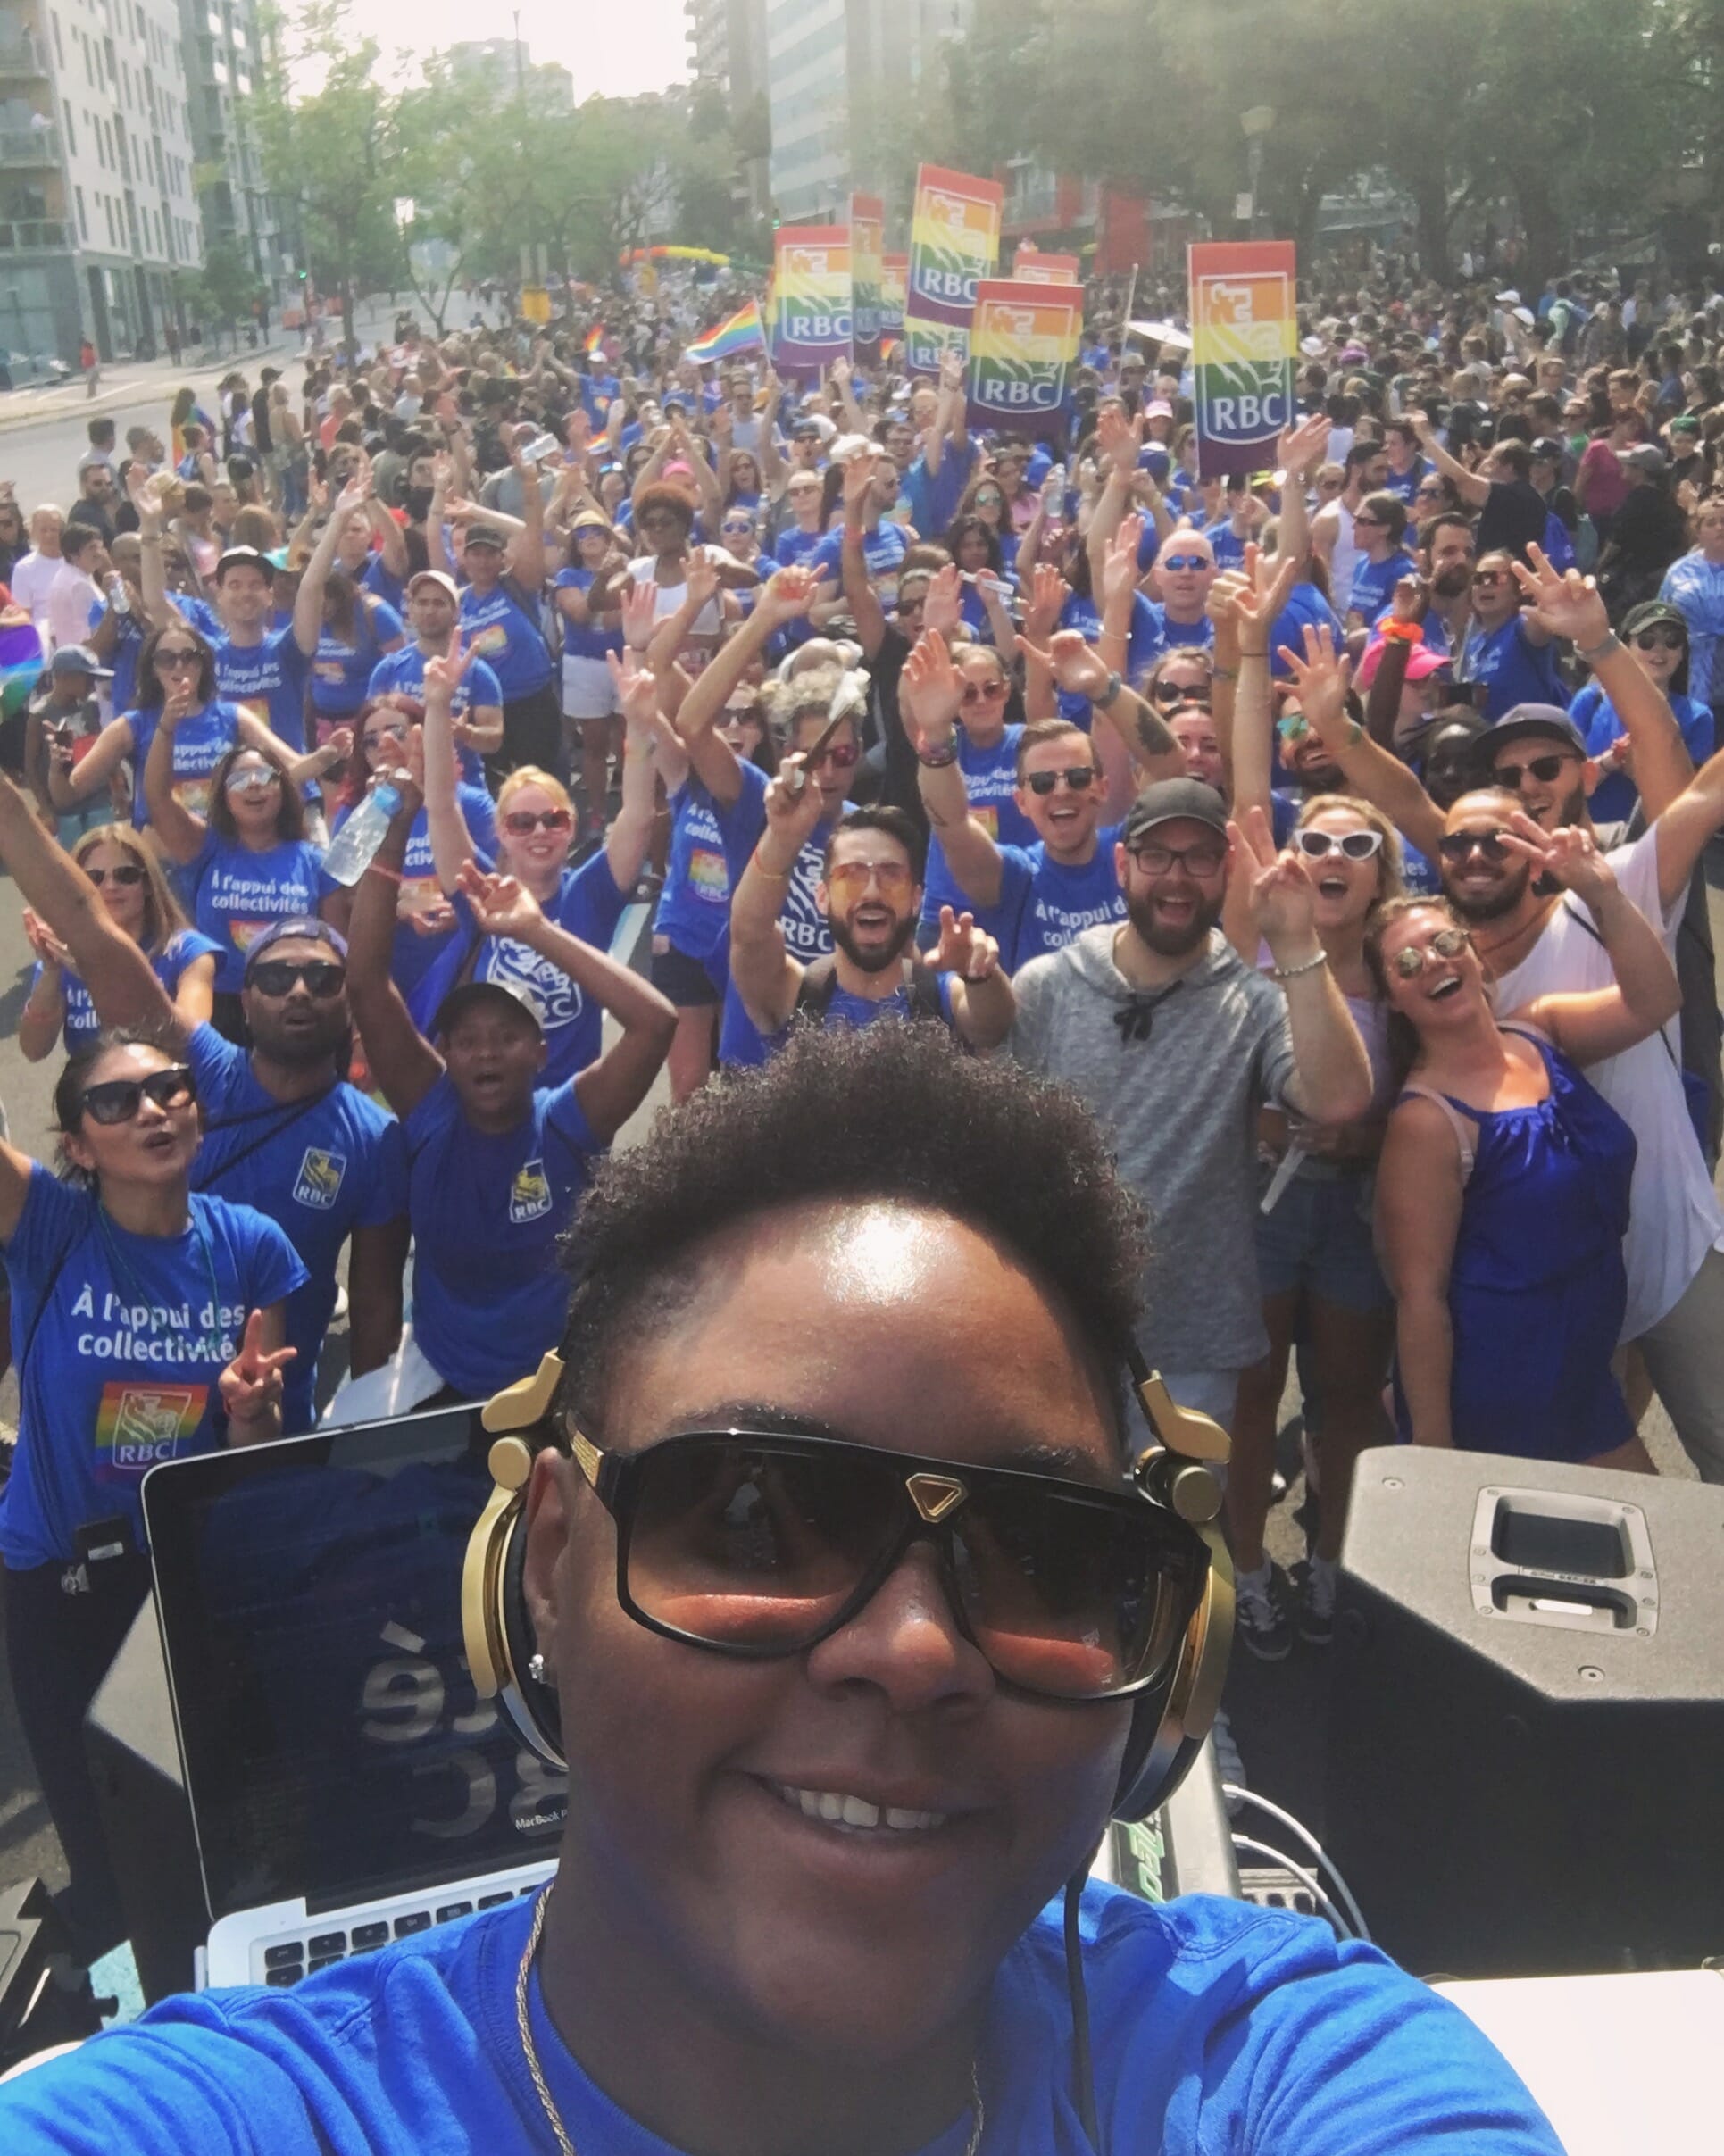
684,300,767,367
583,323,605,358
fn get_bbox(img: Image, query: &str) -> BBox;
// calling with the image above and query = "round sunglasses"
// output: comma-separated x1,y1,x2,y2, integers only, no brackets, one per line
1391,924,1471,977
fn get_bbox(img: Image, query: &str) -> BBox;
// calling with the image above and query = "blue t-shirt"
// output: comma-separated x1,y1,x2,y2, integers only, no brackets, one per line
774,523,827,570
458,579,554,700
1661,551,1724,705
902,435,977,537
655,778,733,967
1458,618,1570,721
328,787,496,1000
810,520,912,611
407,849,629,1089
185,1026,407,1435
89,595,144,717
1157,611,1214,651
0,1885,1563,2153
1383,457,1434,506
35,929,222,1055
366,643,504,790
402,1071,600,1401
712,758,847,1068
311,596,404,718
128,699,242,829
553,565,624,661
189,834,327,994
768,969,958,1054
1570,679,1715,822
212,625,313,755
920,725,1034,937
0,1170,306,1567
1203,517,1249,571
171,593,221,643
1055,592,1162,721
360,551,406,615
1270,581,1346,679
996,825,1127,971
1348,548,1418,623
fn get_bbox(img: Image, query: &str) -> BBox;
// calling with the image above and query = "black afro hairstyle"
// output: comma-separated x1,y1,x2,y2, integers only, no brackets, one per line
556,1022,1148,1436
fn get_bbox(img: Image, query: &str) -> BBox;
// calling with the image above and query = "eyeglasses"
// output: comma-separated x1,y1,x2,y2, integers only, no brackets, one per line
973,492,1004,506
1153,680,1210,706
82,862,146,887
1024,765,1098,795
1415,483,1446,499
1631,628,1686,652
1352,514,1384,529
79,1063,196,1126
1471,570,1508,588
502,807,574,836
1493,753,1572,789
225,766,281,794
1293,828,1384,862
246,959,346,998
564,1424,1204,1702
1159,554,1210,572
1125,837,1228,877
155,649,201,670
961,678,1009,707
805,739,859,770
721,520,754,535
1391,925,1471,976
827,858,915,902
1437,829,1511,862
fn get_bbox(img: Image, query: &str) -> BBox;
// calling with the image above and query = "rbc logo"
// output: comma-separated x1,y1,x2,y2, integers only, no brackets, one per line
787,311,852,342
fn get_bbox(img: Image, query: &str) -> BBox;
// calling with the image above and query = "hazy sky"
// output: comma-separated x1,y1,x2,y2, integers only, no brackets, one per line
343,0,692,100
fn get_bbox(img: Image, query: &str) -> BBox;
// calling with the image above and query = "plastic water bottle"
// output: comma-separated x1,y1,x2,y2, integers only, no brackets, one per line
105,572,129,617
322,780,403,887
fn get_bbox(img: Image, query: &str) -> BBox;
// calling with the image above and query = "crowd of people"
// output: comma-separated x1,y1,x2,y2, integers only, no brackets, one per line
0,252,1721,1985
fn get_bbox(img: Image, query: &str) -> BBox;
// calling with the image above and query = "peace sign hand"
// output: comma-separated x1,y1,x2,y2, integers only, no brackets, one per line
1496,809,1618,905
1229,805,1320,961
220,1309,297,1433
423,626,477,704
455,861,545,939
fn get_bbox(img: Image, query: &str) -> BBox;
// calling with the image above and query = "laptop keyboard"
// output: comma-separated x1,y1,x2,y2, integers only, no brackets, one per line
259,1885,538,1986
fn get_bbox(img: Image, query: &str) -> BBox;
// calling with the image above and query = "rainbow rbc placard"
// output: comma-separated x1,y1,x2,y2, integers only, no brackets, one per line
966,280,1082,437
771,226,852,377
1188,241,1297,477
881,254,908,340
904,163,1002,374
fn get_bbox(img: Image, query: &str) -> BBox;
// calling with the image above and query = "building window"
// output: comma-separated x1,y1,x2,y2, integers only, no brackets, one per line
76,186,87,241
52,14,63,65
62,99,76,154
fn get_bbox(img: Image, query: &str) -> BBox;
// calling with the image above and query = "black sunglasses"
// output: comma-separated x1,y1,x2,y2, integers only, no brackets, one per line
246,959,347,998
1630,628,1686,652
83,862,146,887
1437,828,1511,862
1493,753,1571,789
1153,681,1211,707
566,1425,1204,1702
79,1063,196,1126
1025,766,1098,795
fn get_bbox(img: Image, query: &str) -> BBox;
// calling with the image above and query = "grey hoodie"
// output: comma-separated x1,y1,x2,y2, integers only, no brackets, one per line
1008,924,1296,1373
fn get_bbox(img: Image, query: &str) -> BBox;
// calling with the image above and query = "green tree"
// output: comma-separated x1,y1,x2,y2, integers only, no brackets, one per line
194,235,260,348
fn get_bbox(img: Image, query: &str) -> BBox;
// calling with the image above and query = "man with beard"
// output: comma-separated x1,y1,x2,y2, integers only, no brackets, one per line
729,794,1012,1050
1454,548,1568,720
28,911,408,1435
1005,778,1371,1431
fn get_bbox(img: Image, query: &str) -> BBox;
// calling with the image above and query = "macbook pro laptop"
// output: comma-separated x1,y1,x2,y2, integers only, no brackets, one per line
142,1403,565,1990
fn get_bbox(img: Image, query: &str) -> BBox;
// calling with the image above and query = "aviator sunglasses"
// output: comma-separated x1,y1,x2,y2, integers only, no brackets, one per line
563,1423,1205,1702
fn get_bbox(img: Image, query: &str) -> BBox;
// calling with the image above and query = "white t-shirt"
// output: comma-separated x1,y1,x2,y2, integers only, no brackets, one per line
9,547,61,628
1494,826,1724,1339
46,561,100,654
626,551,724,640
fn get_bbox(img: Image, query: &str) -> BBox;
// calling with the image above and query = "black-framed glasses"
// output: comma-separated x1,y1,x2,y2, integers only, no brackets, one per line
246,959,346,998
1293,827,1384,862
1125,837,1228,877
565,1424,1206,1702
79,1063,196,1126
1493,753,1572,789
1025,765,1097,795
83,862,146,887
1437,828,1511,862
1392,924,1471,977
155,648,202,671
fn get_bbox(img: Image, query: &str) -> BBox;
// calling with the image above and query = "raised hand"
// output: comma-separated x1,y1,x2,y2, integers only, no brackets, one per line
1018,628,1108,702
620,580,658,653
1497,810,1618,904
1229,806,1317,957
333,467,372,520
1024,561,1070,643
423,625,477,703
841,444,878,515
934,904,1001,981
1510,545,1610,651
1103,515,1145,608
1389,574,1431,626
921,561,963,639
1095,402,1144,470
762,753,827,838
455,861,546,939
1228,539,1300,654
757,562,818,627
1275,623,1355,741
606,645,660,728
21,907,68,968
321,726,354,770
682,549,721,615
938,347,965,394
161,678,199,729
219,1309,296,1429
407,897,458,937
1277,412,1332,481
899,628,964,746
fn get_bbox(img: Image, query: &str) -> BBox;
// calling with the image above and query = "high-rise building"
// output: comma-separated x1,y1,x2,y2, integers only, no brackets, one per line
687,0,770,223
0,0,204,366
178,0,283,309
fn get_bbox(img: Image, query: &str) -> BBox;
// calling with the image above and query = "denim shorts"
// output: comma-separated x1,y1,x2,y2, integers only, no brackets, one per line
1254,1159,1391,1312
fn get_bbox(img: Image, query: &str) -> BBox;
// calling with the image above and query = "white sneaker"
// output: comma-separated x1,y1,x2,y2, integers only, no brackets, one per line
332,1282,349,1322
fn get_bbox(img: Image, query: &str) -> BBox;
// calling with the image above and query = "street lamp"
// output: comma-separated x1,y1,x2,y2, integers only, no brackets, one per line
1240,105,1276,239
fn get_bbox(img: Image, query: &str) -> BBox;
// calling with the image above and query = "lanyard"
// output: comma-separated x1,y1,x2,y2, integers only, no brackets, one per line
95,1203,230,1366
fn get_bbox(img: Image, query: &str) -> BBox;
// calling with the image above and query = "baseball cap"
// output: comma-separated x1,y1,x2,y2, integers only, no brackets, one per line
406,569,460,601
243,917,350,978
1120,778,1229,845
1618,445,1667,475
1528,436,1565,463
431,976,546,1037
50,644,111,679
1145,398,1174,419
213,545,275,582
1486,705,1587,758
462,521,508,552
1669,415,1701,438
1620,600,1688,641
1355,638,1451,690
571,510,612,532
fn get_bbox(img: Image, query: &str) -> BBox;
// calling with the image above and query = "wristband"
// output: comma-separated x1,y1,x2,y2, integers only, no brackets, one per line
1379,619,1422,645
1210,663,1237,682
1095,671,1124,710
367,861,404,886
750,848,793,880
1269,948,1329,983
917,737,961,768
1577,631,1621,664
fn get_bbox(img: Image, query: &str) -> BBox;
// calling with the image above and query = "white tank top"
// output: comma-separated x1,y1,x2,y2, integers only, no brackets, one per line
1326,500,1360,610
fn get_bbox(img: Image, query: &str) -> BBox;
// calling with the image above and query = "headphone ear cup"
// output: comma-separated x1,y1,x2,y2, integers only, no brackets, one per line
1112,1530,1234,1822
461,1435,566,1771
499,1494,563,1768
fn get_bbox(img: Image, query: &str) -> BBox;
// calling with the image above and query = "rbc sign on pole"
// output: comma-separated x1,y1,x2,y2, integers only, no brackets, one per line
770,226,853,378
1187,241,1296,478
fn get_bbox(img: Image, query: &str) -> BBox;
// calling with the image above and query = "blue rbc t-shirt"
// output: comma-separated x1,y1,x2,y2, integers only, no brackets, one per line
127,699,242,829
655,778,733,969
403,1071,601,1401
553,566,624,661
407,849,629,1089
712,759,846,1067
458,579,554,700
1459,618,1570,721
0,1170,305,1568
996,825,1127,972
810,521,912,611
920,725,1033,941
189,834,327,993
366,644,504,789
1055,591,1162,722
1347,549,1418,622
327,788,496,999
36,929,222,1055
311,596,404,718
1570,679,1715,822
0,1886,1564,2154
185,1026,409,1435
212,626,313,754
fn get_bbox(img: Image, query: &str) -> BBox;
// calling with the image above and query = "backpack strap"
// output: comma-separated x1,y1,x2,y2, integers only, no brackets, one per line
793,953,946,1025
1395,1085,1477,1187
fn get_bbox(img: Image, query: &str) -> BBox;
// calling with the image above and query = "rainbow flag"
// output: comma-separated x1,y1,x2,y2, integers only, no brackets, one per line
684,300,766,367
583,323,605,358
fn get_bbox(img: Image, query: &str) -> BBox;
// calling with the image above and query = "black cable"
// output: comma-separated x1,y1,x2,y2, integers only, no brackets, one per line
1063,1869,1101,2149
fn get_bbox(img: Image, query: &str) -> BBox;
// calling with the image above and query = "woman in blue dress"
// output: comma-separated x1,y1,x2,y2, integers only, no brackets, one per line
1370,820,1681,1469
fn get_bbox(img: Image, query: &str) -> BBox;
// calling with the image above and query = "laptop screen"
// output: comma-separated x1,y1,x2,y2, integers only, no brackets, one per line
145,1406,569,1922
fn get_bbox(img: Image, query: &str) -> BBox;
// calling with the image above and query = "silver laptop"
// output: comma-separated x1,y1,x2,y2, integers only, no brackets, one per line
142,1403,565,1991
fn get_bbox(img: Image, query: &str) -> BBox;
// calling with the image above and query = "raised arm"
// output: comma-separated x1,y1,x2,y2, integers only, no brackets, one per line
421,636,480,895
506,440,547,595
1085,405,1145,595
366,498,410,580
452,862,675,1144
45,709,135,812
129,470,173,626
294,470,372,655
346,781,446,1119
904,629,1005,912
930,903,1014,1051
757,370,786,497
838,451,889,656
1500,819,1681,1062
1409,410,1489,510
1278,625,1448,864
1020,628,1184,788
1363,582,1424,747
604,651,663,892
141,687,213,863
1271,413,1328,579
728,752,824,1035
670,566,816,806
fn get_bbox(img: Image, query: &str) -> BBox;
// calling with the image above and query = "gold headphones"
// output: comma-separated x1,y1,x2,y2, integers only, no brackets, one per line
462,1353,1233,1822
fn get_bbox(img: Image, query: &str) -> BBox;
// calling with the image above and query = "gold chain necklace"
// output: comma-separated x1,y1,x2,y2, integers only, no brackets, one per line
513,1887,986,2156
